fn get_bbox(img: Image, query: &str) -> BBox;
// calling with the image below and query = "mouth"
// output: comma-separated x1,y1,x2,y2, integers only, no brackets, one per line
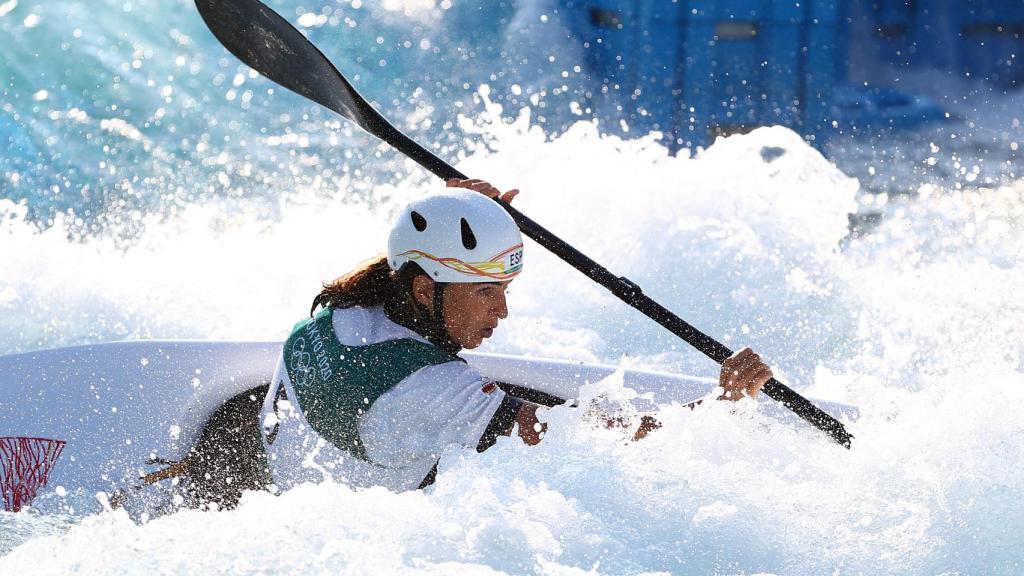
481,326,495,339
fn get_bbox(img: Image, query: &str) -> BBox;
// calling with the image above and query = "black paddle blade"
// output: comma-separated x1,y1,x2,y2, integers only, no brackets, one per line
194,0,365,125
194,0,464,181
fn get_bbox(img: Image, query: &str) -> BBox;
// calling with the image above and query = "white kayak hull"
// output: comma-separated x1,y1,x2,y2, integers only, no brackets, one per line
0,340,856,514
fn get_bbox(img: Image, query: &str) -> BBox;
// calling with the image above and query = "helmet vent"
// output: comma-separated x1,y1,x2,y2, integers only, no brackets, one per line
411,211,427,232
460,218,477,250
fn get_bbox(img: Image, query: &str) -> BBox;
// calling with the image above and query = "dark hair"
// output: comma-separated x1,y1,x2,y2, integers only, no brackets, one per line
310,255,459,355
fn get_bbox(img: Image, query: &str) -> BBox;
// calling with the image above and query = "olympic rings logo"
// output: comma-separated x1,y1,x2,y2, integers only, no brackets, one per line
289,336,314,387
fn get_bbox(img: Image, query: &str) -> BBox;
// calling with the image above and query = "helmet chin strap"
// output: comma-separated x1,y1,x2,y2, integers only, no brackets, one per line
387,266,460,355
432,282,447,329
428,281,460,355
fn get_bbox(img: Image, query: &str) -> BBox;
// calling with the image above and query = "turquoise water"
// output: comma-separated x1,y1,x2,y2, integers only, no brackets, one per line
1,0,583,228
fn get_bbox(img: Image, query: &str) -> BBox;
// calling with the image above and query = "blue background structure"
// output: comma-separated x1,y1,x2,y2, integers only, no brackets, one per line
559,0,1024,150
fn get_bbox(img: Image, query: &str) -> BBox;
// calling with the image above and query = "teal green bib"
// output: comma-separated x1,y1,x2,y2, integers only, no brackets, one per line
283,307,456,460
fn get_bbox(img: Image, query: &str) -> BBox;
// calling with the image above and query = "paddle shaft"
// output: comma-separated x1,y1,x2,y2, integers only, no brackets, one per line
194,0,852,448
388,142,851,447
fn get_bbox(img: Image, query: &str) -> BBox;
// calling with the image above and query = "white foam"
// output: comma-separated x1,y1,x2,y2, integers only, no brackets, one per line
4,104,1024,573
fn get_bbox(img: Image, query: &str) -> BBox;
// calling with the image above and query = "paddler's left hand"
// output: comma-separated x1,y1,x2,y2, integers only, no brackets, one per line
717,347,773,401
447,178,519,203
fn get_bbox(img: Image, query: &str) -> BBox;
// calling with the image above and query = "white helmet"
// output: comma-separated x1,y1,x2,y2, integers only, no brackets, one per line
387,189,524,283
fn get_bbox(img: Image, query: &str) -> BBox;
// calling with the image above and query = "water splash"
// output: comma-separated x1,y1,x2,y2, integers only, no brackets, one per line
2,0,1024,573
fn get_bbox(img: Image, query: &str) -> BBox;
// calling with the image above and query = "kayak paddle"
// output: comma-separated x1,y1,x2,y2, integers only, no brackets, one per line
193,0,853,448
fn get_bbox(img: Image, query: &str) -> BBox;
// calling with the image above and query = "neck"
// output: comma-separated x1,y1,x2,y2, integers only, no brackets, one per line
383,295,461,357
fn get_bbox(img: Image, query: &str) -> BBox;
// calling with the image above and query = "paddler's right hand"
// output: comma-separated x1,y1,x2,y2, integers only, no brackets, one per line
447,178,520,203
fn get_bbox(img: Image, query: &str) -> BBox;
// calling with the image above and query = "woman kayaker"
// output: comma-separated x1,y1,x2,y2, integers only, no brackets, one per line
260,178,773,493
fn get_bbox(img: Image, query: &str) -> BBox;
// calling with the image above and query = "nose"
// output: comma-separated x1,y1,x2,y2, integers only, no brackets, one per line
494,290,508,320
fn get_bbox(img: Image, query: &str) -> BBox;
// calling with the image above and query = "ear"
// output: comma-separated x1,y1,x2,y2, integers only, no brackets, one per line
411,275,435,311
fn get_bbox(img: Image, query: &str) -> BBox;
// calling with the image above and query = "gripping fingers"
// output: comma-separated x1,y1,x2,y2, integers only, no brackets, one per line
745,365,773,397
447,178,518,203
735,358,766,383
732,362,772,398
447,177,481,188
723,349,759,382
447,178,499,198
719,347,772,400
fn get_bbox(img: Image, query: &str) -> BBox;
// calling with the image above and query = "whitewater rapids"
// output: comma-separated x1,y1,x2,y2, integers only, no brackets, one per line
2,0,1024,573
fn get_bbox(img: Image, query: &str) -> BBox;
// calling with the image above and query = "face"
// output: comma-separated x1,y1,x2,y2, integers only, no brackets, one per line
413,276,511,349
443,281,512,348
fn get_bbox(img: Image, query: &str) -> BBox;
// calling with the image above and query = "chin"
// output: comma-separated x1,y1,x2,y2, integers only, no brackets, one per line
457,334,485,350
